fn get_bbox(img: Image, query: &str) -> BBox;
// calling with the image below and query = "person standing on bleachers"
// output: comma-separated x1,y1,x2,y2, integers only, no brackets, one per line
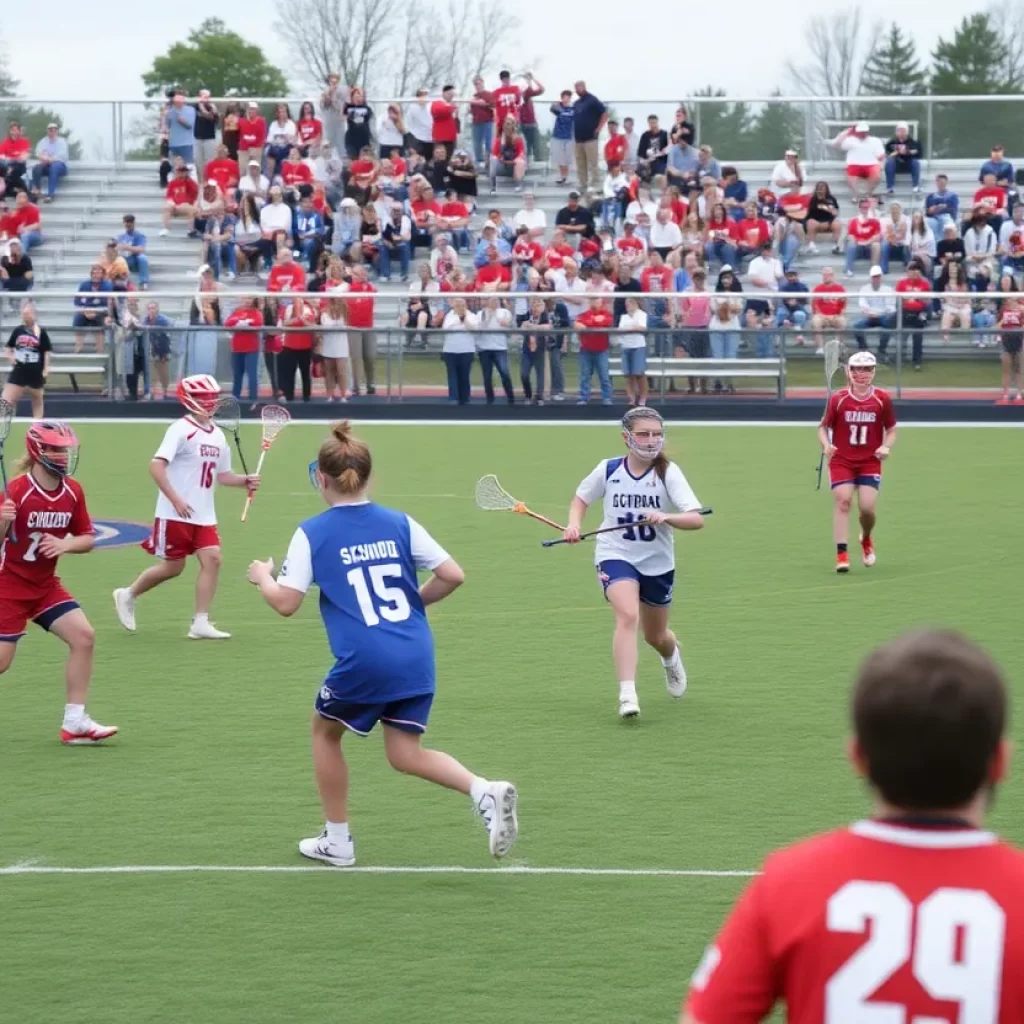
193,90,220,182
30,124,69,203
167,90,197,168
572,81,607,195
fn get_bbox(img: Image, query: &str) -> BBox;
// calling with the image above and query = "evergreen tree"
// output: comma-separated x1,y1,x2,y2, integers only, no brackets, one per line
746,94,806,166
858,23,929,156
691,87,756,162
930,13,1023,158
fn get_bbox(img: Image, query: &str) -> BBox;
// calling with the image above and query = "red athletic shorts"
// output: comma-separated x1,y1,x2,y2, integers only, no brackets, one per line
847,164,880,180
0,575,79,642
141,518,221,560
830,456,882,489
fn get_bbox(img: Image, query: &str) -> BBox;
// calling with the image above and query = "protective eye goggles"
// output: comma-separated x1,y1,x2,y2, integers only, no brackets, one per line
308,459,320,491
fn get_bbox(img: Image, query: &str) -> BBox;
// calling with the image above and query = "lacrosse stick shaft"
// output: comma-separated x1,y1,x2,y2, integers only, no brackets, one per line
541,508,713,547
520,508,565,531
240,445,269,523
232,434,251,478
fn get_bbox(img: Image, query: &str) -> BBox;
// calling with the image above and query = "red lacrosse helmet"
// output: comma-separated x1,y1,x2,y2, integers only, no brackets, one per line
25,421,80,477
177,373,221,415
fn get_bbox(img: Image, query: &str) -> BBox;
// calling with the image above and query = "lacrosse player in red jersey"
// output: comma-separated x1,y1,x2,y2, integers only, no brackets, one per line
818,351,897,574
113,374,259,639
0,421,117,744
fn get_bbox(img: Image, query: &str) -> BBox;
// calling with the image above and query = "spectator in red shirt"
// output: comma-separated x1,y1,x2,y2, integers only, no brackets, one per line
346,264,377,395
237,102,268,178
811,267,847,354
774,183,811,270
205,144,239,197
8,190,42,251
430,85,460,161
895,258,932,369
469,76,496,168
490,119,527,195
280,146,313,199
276,294,318,401
604,121,627,169
476,246,512,291
439,189,472,251
734,201,771,270
518,73,545,162
224,295,265,402
296,101,323,156
575,297,614,404
512,226,543,268
844,198,882,277
160,162,199,236
704,203,738,271
973,172,1008,233
0,121,31,196
268,246,307,294
492,71,522,125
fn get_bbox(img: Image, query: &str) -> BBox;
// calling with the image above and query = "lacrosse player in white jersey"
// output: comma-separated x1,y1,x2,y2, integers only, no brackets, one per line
563,408,706,719
113,374,260,639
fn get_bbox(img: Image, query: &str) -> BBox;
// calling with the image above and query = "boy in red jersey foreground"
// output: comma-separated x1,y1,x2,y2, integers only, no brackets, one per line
0,422,117,743
684,629,1024,1024
818,350,897,573
113,374,259,639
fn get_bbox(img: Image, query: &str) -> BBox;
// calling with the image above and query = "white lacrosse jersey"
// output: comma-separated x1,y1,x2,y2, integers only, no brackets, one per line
152,417,232,525
575,456,699,575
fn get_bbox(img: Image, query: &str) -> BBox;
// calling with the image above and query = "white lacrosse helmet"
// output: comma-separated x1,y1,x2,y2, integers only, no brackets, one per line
847,350,877,389
622,406,665,461
177,374,222,415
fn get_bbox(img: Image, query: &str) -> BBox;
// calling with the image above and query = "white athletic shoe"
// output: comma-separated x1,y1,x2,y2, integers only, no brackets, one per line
187,619,232,640
298,829,356,867
112,588,136,632
474,781,519,859
619,694,641,719
664,649,688,698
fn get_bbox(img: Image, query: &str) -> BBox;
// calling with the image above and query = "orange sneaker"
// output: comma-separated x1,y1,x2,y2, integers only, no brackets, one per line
60,719,118,745
860,533,876,567
836,551,850,574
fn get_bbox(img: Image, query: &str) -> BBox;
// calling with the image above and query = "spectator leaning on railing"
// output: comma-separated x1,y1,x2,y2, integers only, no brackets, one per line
30,124,69,203
73,264,112,354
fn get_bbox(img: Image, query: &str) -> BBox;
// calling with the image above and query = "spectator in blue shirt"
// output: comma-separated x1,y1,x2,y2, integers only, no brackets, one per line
30,124,70,202
775,268,809,333
722,166,748,222
73,264,113,352
166,90,197,165
979,145,1015,187
295,195,326,270
572,81,607,193
141,300,176,401
549,91,575,186
474,223,511,267
115,214,150,288
666,139,700,190
925,174,960,240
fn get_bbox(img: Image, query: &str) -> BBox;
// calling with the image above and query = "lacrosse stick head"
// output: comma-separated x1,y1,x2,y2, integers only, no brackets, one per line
213,395,241,434
260,404,291,448
823,339,844,392
475,474,519,512
0,397,13,444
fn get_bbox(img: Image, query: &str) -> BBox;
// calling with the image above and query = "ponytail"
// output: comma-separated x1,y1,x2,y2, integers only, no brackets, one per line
318,420,372,495
652,452,668,481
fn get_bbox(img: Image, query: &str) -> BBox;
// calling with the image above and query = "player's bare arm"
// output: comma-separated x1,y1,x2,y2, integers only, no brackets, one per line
563,495,587,543
247,557,304,616
876,425,897,459
419,558,464,607
818,422,837,458
38,531,95,559
0,497,15,539
217,470,261,490
149,457,193,519
646,510,705,531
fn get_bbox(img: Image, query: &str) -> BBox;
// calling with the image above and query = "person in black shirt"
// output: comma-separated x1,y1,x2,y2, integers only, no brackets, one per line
671,105,696,147
3,303,51,418
935,222,966,285
554,191,595,244
193,89,220,180
424,144,451,193
343,88,373,160
637,115,669,182
884,122,922,194
0,239,33,306
613,263,643,320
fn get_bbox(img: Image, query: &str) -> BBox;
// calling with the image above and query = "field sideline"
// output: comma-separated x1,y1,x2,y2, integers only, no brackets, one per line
2,421,1021,1024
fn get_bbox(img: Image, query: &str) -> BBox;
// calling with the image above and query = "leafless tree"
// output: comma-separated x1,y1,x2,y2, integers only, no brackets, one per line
990,2,1024,88
276,0,519,97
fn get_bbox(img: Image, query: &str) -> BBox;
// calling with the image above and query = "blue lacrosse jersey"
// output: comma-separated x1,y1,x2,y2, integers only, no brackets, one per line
277,501,451,703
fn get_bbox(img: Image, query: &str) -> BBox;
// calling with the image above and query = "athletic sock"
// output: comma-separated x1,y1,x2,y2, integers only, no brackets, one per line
469,776,490,804
326,820,351,846
62,703,86,731
837,543,848,555
193,612,209,625
619,680,637,699
660,646,680,667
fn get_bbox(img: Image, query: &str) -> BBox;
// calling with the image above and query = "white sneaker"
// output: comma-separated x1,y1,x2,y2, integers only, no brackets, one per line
188,618,232,639
474,781,519,859
112,588,136,632
815,347,824,356
664,649,688,698
298,829,356,867
806,241,819,255
619,694,641,719
158,228,169,237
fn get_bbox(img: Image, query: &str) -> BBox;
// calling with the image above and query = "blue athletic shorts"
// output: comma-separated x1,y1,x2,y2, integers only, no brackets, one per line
314,688,434,736
597,559,675,607
620,347,647,376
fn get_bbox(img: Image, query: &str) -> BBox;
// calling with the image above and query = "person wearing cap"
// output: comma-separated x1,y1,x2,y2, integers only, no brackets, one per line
883,121,921,195
447,149,478,202
555,190,595,247
30,123,69,202
548,90,576,186
572,80,607,194
193,89,221,181
894,259,931,370
769,148,804,195
979,144,1015,191
115,215,150,289
844,198,882,278
810,268,847,356
237,159,270,206
236,102,268,178
831,121,885,201
166,89,197,166
854,266,896,356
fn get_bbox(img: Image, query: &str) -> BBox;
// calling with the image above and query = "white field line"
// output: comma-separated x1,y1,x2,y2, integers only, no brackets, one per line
0,862,756,878
12,418,1024,429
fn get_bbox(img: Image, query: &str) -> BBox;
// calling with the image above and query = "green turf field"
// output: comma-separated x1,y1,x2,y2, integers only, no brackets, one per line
2,421,1022,1024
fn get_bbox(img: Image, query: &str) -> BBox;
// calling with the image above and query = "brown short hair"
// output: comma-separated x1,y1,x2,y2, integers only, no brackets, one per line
853,630,1007,811
318,421,372,495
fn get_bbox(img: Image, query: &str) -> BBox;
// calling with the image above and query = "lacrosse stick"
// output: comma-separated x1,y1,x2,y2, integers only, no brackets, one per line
815,339,844,490
474,474,564,531
241,404,290,522
541,507,713,547
0,398,14,541
213,396,251,477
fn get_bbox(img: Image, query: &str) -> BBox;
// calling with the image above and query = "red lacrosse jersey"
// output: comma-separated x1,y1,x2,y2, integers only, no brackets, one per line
0,474,92,591
686,819,1024,1024
822,386,896,462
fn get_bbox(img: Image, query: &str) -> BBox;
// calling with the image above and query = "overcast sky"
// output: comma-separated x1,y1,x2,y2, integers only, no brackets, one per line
0,0,995,153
